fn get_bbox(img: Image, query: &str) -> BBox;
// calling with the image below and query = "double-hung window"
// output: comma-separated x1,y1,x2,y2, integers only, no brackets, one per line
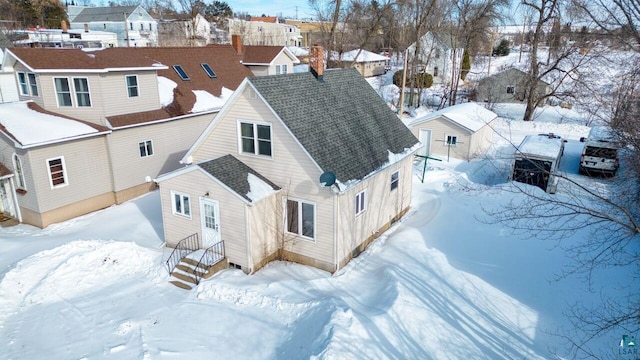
172,191,191,217
74,78,91,107
390,171,399,191
506,85,515,94
239,121,272,157
126,75,139,97
17,72,28,95
47,157,67,188
282,64,288,74
54,78,72,107
275,65,281,75
13,154,26,190
286,199,315,239
28,73,38,96
355,190,366,215
139,140,153,157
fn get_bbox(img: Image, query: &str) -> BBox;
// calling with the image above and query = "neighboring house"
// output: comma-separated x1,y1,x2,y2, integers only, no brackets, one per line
229,18,301,46
0,46,252,227
232,35,300,76
476,67,552,104
285,19,346,48
407,31,464,86
158,14,211,47
156,46,419,276
11,27,118,48
331,49,390,77
70,5,158,47
408,102,497,160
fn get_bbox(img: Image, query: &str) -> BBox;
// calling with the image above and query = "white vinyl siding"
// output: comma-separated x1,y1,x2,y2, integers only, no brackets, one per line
410,118,476,160
390,170,399,191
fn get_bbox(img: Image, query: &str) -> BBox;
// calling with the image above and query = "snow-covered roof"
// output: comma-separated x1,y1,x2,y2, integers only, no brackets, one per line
332,49,389,63
409,103,497,133
517,134,563,159
0,101,107,148
191,88,233,113
287,46,309,57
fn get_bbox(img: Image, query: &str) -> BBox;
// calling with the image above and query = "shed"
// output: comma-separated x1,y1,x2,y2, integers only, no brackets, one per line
408,102,497,160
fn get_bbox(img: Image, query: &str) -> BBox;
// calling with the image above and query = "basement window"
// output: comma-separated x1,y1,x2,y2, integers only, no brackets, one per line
173,65,190,80
201,63,217,78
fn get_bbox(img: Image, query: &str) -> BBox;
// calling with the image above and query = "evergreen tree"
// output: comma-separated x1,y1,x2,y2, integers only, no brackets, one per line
492,39,510,56
460,49,471,80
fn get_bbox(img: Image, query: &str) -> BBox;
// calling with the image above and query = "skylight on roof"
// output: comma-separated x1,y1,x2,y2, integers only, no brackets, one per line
201,63,217,78
172,65,190,80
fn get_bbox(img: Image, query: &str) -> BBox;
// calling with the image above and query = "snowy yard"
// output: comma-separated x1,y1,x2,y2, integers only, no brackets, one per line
0,104,632,359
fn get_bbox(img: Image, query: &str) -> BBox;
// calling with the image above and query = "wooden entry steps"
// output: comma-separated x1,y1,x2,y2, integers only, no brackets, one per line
169,252,228,290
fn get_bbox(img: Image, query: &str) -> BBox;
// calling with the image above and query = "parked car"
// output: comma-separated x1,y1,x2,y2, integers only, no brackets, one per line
579,126,620,177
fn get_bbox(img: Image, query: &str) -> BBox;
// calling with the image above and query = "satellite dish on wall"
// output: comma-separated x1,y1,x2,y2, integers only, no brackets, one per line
319,171,336,187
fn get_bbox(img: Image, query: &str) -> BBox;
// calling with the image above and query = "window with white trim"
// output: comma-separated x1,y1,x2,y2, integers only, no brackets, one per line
275,65,281,75
47,157,67,188
390,170,399,191
239,121,272,157
286,199,315,239
13,154,26,190
74,78,91,107
172,191,191,217
54,78,72,106
445,134,458,146
17,72,28,95
139,140,153,157
355,190,366,215
282,64,288,74
506,85,515,94
126,75,139,97
433,66,439,77
28,73,38,96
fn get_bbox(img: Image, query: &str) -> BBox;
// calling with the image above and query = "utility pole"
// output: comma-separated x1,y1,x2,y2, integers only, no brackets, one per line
519,16,527,63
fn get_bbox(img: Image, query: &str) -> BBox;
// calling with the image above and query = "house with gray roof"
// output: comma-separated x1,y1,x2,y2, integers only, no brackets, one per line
476,67,552,105
156,45,419,285
69,5,157,47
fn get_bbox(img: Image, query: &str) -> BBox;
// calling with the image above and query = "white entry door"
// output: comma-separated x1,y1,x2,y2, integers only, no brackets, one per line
200,198,220,247
418,129,432,157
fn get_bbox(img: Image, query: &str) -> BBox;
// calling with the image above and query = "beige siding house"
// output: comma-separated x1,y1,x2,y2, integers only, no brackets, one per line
157,47,419,277
332,49,390,78
231,35,300,76
0,46,253,227
409,102,497,161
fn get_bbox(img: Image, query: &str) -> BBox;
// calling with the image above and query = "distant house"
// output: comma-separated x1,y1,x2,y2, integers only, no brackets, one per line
229,17,301,46
0,46,252,227
11,28,118,49
331,49,390,77
69,5,158,47
407,31,464,86
156,46,419,283
231,35,300,76
476,68,552,104
158,13,211,47
408,102,497,160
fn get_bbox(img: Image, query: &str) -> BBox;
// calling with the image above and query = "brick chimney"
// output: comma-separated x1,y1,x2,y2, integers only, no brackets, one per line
232,34,243,55
309,44,324,81
61,20,68,34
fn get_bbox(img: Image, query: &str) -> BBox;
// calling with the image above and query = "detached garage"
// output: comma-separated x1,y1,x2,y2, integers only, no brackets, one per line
408,103,498,161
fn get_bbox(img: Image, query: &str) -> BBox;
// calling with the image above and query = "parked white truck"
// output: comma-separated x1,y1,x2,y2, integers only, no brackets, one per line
579,126,620,177
511,133,565,194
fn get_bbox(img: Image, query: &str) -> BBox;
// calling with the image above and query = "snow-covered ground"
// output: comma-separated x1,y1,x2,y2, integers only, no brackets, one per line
0,104,632,359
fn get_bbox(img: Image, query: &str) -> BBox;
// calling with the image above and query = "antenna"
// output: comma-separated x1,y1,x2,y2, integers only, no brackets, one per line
319,172,336,187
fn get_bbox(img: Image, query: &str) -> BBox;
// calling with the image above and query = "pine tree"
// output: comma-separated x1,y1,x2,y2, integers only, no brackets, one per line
460,49,471,80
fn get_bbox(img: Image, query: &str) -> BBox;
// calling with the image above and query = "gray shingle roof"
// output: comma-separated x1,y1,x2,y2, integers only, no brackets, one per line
198,155,280,202
248,68,419,182
72,6,140,23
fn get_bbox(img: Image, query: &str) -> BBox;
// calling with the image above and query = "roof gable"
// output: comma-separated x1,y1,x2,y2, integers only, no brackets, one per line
198,155,280,203
410,103,497,133
249,69,419,183
243,46,299,65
